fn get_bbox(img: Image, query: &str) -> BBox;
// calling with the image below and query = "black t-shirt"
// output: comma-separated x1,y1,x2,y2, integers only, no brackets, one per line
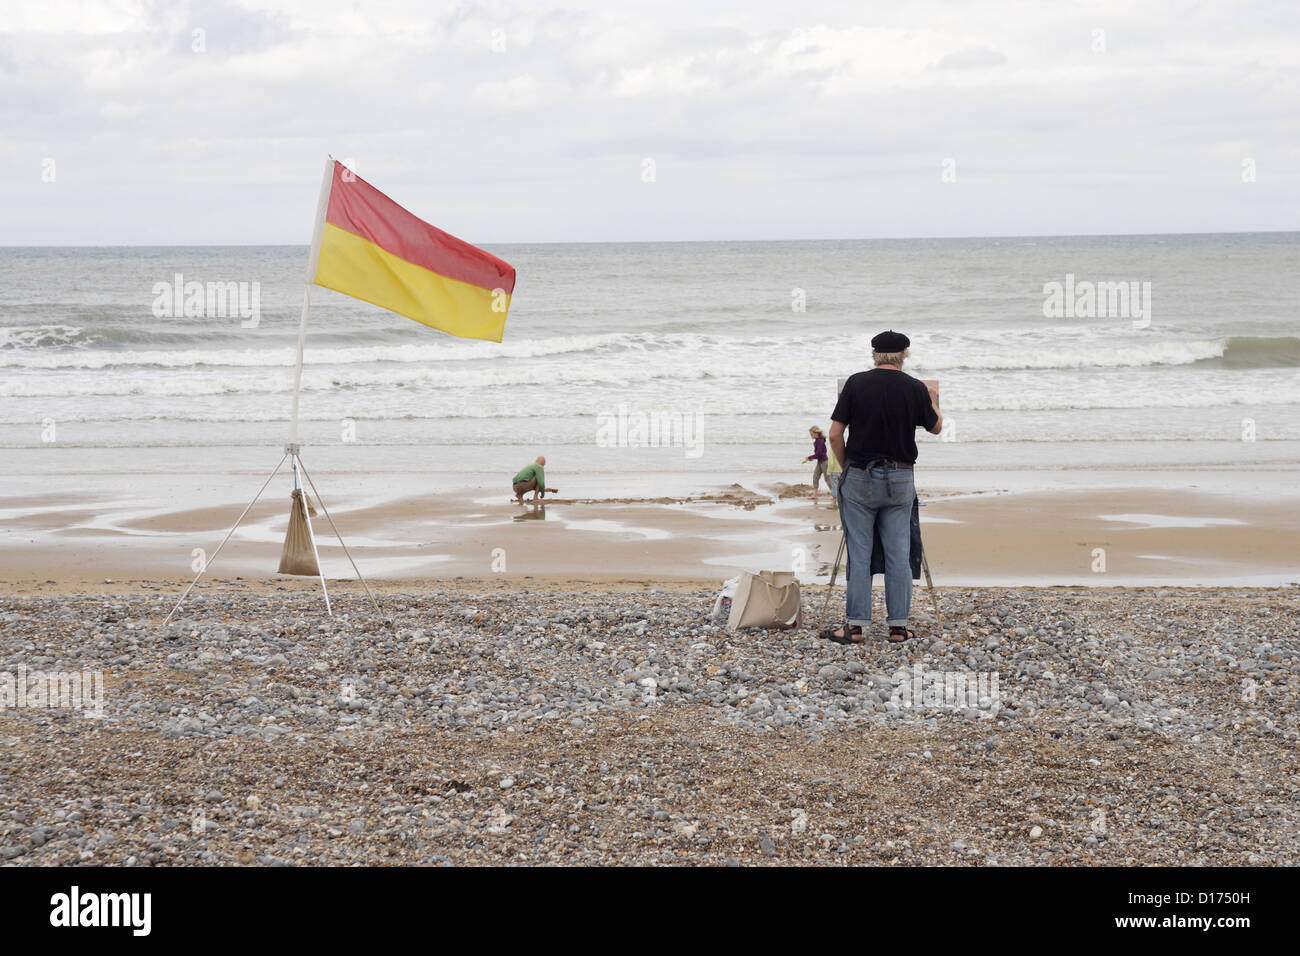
830,368,938,466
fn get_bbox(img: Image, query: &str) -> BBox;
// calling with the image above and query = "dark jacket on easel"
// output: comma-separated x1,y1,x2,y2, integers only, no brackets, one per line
846,496,923,581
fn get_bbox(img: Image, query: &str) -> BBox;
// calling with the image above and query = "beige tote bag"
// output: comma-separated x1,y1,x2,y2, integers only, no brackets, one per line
727,570,802,631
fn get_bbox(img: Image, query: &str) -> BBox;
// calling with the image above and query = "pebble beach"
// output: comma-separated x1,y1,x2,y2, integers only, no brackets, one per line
2,581,1296,866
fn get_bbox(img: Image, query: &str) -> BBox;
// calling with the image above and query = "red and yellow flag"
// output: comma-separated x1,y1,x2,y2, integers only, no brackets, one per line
307,160,515,342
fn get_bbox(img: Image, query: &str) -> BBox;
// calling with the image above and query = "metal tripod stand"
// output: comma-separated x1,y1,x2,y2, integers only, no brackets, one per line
162,445,386,627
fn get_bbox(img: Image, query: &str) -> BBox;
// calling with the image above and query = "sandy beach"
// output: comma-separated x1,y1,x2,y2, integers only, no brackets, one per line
1,465,1298,865
3,307,1299,873
2,467,1296,594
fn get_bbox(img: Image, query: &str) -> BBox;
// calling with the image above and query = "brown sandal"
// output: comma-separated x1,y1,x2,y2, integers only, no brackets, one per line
820,624,863,644
888,626,915,643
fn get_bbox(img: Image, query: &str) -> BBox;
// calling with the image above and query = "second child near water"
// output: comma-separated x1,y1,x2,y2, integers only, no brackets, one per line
803,426,834,505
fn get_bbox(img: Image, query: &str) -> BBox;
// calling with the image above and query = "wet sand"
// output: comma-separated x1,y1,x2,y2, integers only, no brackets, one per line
1,477,1297,595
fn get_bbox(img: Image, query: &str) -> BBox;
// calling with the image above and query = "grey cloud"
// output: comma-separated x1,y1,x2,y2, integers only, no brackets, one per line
0,0,1295,243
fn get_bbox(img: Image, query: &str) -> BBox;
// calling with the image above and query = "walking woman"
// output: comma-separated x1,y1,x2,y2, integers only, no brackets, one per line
803,426,832,505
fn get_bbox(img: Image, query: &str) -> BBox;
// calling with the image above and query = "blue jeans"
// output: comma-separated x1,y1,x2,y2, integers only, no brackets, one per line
839,464,914,628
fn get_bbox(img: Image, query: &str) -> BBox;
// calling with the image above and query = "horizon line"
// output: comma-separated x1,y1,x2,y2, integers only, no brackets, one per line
1,228,1298,249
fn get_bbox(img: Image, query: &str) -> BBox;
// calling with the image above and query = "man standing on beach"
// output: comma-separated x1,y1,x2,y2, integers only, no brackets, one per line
826,331,942,644
512,456,557,503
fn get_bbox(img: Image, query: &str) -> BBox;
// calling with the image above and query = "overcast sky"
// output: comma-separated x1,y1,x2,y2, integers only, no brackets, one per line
3,0,1297,244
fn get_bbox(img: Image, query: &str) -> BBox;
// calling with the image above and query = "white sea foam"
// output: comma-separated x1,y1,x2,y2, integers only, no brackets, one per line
3,237,1298,459
0,335,1238,373
5,363,1298,412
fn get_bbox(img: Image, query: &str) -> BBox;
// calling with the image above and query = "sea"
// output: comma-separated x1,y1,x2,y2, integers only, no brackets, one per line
2,234,1297,494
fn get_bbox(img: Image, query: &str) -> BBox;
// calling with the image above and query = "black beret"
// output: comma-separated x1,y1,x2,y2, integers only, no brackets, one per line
871,329,910,352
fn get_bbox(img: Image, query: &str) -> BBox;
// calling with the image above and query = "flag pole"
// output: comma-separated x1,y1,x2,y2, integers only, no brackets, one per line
289,285,312,446
290,157,335,447
278,157,336,615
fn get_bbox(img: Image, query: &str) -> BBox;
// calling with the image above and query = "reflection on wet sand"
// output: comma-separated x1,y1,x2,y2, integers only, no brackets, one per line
514,503,547,521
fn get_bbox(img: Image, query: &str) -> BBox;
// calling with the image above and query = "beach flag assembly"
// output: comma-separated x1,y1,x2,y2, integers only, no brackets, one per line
277,158,518,580
167,158,514,623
